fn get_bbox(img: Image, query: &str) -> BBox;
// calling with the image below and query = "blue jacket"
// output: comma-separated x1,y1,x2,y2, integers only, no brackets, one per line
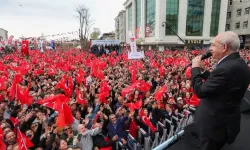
106,116,128,141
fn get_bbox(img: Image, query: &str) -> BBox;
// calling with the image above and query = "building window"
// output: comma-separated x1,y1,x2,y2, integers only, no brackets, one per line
145,0,156,37
210,0,221,36
226,23,230,31
237,9,242,16
245,7,250,15
128,5,132,32
243,21,248,29
229,0,232,5
227,12,231,19
166,0,179,35
186,0,205,36
235,22,240,29
136,0,141,38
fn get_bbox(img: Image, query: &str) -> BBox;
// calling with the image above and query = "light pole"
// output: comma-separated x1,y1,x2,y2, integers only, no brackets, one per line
161,21,186,45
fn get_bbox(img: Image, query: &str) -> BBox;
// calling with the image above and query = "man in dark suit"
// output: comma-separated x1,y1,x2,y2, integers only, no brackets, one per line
191,31,250,150
106,114,128,145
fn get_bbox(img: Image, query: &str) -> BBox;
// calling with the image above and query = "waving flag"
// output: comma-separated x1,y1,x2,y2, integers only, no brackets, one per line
21,40,29,56
17,128,34,150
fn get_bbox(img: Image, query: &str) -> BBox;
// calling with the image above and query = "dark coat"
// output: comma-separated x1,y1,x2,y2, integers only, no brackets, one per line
106,116,128,142
191,52,250,144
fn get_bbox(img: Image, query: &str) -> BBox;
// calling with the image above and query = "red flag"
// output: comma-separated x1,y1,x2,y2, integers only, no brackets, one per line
0,78,6,91
158,66,165,77
189,94,200,107
48,67,56,76
56,103,74,128
76,69,85,84
132,80,150,93
17,128,34,150
130,69,137,84
0,129,6,149
16,84,33,106
121,86,134,97
185,66,192,79
8,35,14,45
21,40,29,56
9,73,23,100
0,139,6,150
100,81,110,95
98,92,109,104
55,75,67,89
67,76,74,97
154,86,167,101
139,110,156,133
126,102,135,111
37,94,69,111
10,117,19,126
76,88,86,105
134,100,142,109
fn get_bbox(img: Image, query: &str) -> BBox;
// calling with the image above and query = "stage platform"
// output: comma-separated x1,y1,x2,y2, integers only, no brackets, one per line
166,112,250,150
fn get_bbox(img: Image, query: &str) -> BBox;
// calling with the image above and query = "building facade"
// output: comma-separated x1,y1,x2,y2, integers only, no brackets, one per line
115,10,126,43
100,32,116,40
226,0,250,49
0,28,8,41
122,0,228,51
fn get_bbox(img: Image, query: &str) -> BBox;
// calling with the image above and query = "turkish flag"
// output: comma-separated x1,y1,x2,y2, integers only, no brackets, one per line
21,40,29,56
0,128,7,149
76,88,86,105
17,128,34,150
154,85,167,101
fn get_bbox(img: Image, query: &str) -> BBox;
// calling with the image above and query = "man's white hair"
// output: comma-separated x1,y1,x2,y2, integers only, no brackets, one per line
218,31,240,52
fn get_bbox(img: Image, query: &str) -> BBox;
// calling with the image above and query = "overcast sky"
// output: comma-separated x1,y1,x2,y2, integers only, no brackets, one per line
0,0,125,39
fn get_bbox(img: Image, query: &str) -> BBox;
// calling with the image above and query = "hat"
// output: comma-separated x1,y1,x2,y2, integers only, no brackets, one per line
177,97,183,101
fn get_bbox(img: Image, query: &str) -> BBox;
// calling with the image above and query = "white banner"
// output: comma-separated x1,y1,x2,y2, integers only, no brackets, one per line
91,40,120,46
128,51,145,59
128,36,144,59
129,36,137,53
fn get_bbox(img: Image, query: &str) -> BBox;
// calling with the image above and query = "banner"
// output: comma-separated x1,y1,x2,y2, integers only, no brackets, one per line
129,36,137,53
128,36,144,59
128,51,145,59
8,35,14,45
91,40,120,47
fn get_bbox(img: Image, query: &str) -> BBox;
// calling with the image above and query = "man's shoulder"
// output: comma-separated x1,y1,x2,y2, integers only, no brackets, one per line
219,58,248,71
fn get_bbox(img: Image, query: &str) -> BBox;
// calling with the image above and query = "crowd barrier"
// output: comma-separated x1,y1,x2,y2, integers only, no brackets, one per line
115,107,196,150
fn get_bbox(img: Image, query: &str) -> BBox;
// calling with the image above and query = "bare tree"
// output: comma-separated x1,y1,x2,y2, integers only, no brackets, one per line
75,5,94,50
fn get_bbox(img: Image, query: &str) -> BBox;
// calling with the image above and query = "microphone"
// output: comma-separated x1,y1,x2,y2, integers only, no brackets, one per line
186,51,212,68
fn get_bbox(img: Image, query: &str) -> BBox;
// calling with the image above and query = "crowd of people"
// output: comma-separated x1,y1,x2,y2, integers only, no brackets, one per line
90,44,122,56
0,48,249,150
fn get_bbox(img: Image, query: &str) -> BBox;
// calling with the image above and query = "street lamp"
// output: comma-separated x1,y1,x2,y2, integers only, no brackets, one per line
162,21,192,50
162,22,186,45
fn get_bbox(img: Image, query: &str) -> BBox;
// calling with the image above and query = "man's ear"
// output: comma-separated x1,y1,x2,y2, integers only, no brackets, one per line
222,43,228,53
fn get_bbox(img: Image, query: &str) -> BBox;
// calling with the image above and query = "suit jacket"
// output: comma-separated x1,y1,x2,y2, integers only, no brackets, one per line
106,116,128,142
191,52,250,144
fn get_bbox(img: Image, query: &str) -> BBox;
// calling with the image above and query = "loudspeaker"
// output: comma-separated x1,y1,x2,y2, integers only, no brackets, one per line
241,90,250,113
184,123,200,149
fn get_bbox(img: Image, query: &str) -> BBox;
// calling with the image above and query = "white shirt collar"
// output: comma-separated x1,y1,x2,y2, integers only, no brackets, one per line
217,55,229,65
